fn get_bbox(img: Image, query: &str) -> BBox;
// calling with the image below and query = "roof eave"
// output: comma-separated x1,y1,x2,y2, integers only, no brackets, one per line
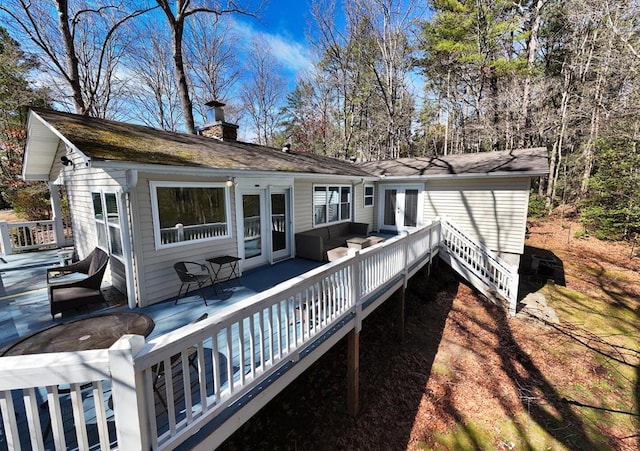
23,110,92,181
89,160,377,181
378,169,549,181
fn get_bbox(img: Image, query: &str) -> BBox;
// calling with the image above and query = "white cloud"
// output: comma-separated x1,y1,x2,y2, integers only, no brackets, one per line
229,17,314,76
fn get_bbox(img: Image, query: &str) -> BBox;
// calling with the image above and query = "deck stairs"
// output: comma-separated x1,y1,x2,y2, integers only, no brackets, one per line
438,217,519,314
0,218,518,450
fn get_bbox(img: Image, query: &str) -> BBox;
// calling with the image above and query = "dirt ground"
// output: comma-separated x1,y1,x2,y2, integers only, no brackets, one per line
0,210,20,222
219,218,640,450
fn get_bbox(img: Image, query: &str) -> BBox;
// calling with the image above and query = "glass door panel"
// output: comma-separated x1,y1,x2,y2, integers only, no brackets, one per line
404,189,419,228
383,189,397,226
270,189,291,262
243,194,262,258
271,193,286,253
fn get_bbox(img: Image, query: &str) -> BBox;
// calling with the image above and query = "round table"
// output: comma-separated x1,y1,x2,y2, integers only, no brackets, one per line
0,312,155,356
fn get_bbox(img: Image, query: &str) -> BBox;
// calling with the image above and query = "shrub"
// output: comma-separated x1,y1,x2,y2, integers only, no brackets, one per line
580,140,640,241
528,192,547,218
12,183,51,220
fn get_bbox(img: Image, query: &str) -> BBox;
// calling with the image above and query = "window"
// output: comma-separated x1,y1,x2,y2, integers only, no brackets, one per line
151,182,230,248
105,193,123,256
92,192,123,257
364,184,374,207
313,184,351,226
92,192,108,249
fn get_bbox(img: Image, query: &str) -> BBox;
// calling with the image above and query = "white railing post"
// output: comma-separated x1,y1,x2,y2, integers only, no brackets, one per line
176,223,184,242
49,184,66,248
0,221,12,255
351,250,362,333
108,334,149,451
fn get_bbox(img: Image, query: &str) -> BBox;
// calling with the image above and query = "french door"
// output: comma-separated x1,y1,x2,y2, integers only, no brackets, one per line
239,186,292,269
379,185,422,233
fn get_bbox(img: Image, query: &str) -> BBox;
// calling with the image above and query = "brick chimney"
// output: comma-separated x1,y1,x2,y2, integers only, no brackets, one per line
200,100,239,141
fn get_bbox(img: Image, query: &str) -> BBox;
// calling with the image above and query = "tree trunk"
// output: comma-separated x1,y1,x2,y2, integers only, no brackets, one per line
547,60,572,210
519,0,544,148
54,0,86,114
171,22,196,134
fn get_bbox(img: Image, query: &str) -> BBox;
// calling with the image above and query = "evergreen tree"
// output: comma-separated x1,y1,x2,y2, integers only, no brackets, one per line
0,27,49,213
580,140,640,240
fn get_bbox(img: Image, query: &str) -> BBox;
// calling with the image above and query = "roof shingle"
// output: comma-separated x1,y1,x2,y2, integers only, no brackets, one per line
357,147,549,177
32,108,371,177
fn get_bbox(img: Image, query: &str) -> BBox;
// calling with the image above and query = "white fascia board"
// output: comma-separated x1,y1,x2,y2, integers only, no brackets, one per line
25,110,92,166
89,160,377,182
378,170,549,182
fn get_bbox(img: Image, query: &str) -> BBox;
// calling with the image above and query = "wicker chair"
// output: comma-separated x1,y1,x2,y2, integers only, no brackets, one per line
46,248,110,318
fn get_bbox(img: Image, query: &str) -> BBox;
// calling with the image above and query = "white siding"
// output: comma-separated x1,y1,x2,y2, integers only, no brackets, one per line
353,183,374,229
293,180,313,233
422,177,532,255
293,179,373,234
131,173,238,306
52,143,129,292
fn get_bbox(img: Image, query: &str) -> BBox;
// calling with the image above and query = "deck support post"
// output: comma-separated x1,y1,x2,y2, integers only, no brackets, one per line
347,329,360,416
397,288,406,342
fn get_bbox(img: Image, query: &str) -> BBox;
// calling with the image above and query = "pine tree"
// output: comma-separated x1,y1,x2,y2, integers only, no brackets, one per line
0,27,49,213
580,140,640,240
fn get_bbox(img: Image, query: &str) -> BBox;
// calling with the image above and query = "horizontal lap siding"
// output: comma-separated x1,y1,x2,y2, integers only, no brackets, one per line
294,180,313,233
294,179,373,234
423,177,531,255
52,143,128,291
133,173,238,306
353,183,374,232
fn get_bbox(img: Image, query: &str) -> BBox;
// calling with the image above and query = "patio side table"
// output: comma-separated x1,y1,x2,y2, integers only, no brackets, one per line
206,255,242,294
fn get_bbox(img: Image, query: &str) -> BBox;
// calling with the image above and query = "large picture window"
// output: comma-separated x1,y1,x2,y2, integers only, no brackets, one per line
313,184,351,226
151,182,230,248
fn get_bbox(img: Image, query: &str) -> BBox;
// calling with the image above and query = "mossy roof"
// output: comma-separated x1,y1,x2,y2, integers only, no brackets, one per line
357,147,549,177
32,108,372,177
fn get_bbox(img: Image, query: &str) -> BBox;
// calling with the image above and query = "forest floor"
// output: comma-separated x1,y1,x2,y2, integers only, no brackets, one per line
0,209,20,222
220,217,640,450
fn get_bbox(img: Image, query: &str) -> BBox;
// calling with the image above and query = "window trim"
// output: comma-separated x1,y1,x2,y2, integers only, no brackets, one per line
312,183,352,227
150,181,232,250
91,190,124,262
364,184,375,208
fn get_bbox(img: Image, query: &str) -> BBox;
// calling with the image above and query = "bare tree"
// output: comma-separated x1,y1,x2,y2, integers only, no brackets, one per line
186,13,240,124
125,18,182,131
348,0,422,159
154,0,258,134
239,40,287,146
0,0,154,117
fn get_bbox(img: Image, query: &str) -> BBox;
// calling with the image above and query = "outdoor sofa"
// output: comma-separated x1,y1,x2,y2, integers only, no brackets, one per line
295,222,369,262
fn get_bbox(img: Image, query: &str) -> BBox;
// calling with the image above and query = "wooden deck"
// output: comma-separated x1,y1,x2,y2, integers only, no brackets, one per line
0,249,322,351
0,220,518,450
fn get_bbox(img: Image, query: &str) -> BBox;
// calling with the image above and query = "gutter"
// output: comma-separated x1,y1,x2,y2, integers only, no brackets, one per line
88,160,378,182
377,170,549,181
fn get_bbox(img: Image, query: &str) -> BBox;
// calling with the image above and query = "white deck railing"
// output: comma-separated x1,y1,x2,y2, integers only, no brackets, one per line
439,217,519,313
0,220,59,254
0,219,518,450
160,222,228,245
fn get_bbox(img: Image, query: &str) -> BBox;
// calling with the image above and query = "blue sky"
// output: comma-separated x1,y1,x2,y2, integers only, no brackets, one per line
229,0,323,88
231,0,425,95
